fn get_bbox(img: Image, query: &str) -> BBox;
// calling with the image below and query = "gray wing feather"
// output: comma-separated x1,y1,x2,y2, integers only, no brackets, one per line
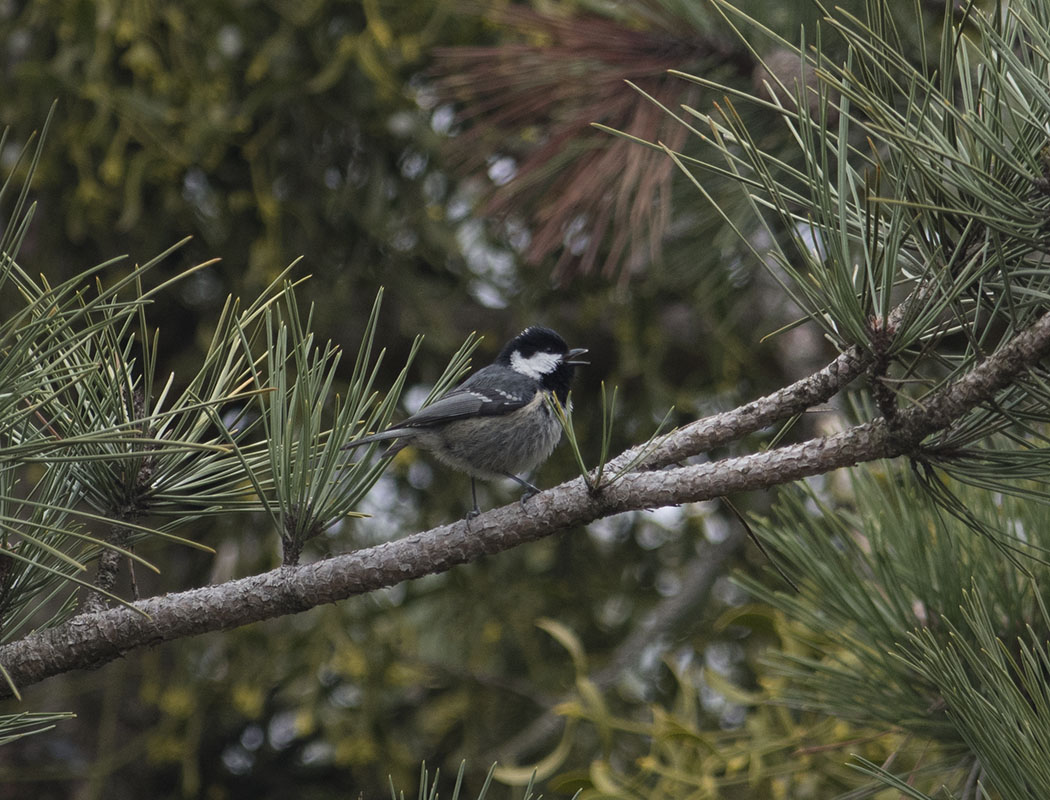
342,367,536,450
395,386,529,428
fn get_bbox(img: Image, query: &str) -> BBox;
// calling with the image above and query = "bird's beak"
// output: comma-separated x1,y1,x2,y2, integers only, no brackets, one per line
565,347,589,366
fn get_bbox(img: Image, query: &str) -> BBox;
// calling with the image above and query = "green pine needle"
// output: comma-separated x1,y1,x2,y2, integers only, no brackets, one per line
548,383,673,492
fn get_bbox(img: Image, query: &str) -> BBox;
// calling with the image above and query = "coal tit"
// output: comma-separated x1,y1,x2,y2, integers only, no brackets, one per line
341,326,587,517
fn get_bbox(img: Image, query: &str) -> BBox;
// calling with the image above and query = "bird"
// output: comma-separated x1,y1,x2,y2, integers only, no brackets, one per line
341,326,587,518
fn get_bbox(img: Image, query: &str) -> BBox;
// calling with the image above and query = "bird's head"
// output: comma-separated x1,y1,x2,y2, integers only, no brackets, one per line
498,326,588,401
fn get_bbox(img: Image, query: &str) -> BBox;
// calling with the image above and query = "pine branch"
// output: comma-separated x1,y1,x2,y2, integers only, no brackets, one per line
2,308,1049,696
635,344,869,469
624,275,943,471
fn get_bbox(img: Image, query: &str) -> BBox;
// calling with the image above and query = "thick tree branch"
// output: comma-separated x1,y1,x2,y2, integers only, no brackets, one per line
3,311,1049,698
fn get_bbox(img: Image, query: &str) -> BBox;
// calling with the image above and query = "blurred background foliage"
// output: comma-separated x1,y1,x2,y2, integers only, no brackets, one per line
0,0,1020,798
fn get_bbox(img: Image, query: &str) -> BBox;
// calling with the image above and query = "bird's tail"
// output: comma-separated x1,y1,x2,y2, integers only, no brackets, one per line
340,429,405,451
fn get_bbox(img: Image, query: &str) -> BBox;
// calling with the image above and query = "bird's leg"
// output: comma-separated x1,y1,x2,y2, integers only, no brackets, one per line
502,473,541,508
466,478,481,520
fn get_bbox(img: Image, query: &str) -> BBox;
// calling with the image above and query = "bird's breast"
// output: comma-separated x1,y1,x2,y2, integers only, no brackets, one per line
424,391,563,478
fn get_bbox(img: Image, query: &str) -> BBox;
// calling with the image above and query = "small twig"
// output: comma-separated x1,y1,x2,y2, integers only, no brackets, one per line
81,526,133,615
28,405,61,439
867,315,899,425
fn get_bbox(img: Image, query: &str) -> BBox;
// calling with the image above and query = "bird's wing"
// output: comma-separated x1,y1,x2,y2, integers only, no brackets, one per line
394,370,538,429
342,370,539,451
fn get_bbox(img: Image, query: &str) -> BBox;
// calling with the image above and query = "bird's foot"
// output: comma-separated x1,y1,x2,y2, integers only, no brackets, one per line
519,488,538,508
465,507,481,521
495,473,542,511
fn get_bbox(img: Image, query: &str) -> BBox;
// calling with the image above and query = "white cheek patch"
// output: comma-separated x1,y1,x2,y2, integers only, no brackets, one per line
511,350,561,379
